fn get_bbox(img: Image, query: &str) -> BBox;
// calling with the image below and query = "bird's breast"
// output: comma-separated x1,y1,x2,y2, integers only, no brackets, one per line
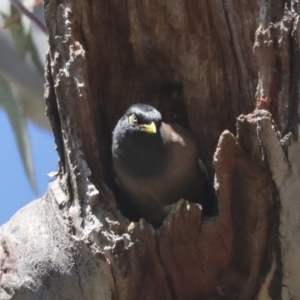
113,136,169,179
114,152,169,179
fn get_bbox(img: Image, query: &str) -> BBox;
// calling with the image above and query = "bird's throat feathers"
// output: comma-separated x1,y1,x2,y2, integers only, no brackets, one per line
113,128,169,178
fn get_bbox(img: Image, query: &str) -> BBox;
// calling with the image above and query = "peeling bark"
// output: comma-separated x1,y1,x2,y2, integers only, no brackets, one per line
1,0,300,299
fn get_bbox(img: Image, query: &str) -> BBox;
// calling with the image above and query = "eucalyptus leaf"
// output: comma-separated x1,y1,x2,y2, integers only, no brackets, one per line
0,10,16,30
0,73,38,194
9,5,27,57
26,32,44,74
9,4,44,74
20,0,36,36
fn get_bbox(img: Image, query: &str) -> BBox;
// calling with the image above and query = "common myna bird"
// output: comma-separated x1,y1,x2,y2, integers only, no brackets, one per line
112,103,212,226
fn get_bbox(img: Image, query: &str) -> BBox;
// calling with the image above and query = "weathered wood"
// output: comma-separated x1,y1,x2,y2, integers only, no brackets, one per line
1,0,300,299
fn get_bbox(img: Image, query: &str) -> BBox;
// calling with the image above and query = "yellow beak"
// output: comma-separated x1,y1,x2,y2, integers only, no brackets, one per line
139,122,156,134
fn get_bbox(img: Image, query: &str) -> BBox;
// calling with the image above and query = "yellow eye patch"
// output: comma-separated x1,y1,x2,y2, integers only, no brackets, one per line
128,114,156,134
128,114,138,126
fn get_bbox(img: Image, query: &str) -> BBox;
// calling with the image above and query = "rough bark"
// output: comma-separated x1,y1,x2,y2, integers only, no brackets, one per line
1,1,300,299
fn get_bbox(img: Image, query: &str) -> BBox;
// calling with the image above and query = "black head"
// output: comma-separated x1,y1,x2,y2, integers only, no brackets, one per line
122,103,162,133
113,103,163,148
112,104,168,178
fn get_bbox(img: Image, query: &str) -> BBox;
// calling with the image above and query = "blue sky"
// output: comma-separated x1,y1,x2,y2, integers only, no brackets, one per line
0,108,58,225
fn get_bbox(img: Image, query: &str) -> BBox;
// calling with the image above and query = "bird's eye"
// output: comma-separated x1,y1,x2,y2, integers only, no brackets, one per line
128,114,138,126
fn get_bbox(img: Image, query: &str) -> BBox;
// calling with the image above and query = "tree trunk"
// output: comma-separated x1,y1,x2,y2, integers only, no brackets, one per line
1,1,299,299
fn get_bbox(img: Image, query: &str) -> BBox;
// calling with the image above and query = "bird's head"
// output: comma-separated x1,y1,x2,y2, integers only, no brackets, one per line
113,104,163,155
122,103,162,135
112,104,167,175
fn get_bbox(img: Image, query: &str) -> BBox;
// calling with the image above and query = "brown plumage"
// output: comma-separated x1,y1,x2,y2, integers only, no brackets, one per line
112,104,211,226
